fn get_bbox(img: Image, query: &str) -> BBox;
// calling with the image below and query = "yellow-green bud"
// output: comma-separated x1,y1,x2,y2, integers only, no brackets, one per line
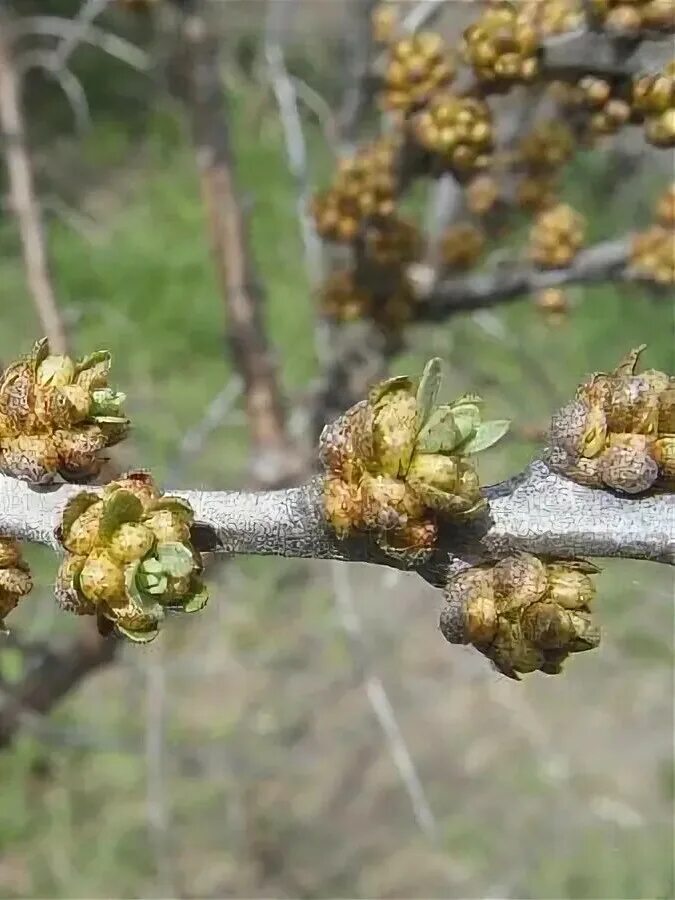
0,566,32,597
545,565,596,609
63,501,103,556
372,389,418,477
0,538,20,568
36,355,75,387
109,522,155,563
143,510,191,544
493,552,547,610
360,472,423,530
407,452,458,491
79,549,125,605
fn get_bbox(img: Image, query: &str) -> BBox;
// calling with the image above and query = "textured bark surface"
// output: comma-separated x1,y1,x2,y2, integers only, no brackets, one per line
2,462,671,589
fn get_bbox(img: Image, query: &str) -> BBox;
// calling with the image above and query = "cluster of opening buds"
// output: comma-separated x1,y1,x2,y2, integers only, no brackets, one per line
461,1,540,87
0,339,128,484
0,538,32,632
548,346,674,493
311,137,399,243
311,1,673,332
529,202,586,268
632,61,675,149
319,268,415,332
440,553,600,679
631,184,675,285
439,223,486,272
588,0,675,35
412,93,493,177
380,32,456,116
514,120,574,212
57,472,207,643
320,359,509,563
520,0,584,35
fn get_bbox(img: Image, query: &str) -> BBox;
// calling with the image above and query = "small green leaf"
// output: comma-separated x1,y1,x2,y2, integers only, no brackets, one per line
415,358,442,429
416,406,462,453
451,404,481,445
459,420,511,455
75,350,111,375
141,558,164,575
369,375,413,406
147,497,195,524
90,389,126,417
116,622,160,644
145,574,168,595
92,415,129,425
156,542,194,578
450,392,483,408
61,491,98,540
125,560,144,605
99,490,143,543
182,580,209,614
31,338,50,369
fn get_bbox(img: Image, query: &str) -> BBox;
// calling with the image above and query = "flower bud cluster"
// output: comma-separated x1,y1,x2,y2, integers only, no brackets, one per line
57,472,208,643
440,553,600,679
520,0,584,35
0,339,128,484
529,202,586,268
311,137,399,243
321,360,510,563
462,2,540,88
547,345,674,493
589,0,675,35
632,62,675,149
439,223,486,271
319,269,416,333
0,537,32,631
380,32,456,116
412,93,493,176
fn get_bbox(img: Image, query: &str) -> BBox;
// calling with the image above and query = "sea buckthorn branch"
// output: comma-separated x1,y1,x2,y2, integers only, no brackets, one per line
0,347,671,571
0,451,671,572
410,236,632,317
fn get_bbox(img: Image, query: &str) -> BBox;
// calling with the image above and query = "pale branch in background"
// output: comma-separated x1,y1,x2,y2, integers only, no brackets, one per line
411,238,634,318
177,4,297,486
0,11,69,353
337,0,378,151
12,15,151,72
264,0,324,288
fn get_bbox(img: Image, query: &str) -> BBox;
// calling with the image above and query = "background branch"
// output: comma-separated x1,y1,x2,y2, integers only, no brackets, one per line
176,3,297,486
412,238,632,319
0,9,68,353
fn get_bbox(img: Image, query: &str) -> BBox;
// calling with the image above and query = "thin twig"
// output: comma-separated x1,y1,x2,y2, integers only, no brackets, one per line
176,3,297,486
411,238,631,318
264,1,324,287
0,11,69,353
13,15,150,72
338,0,377,151
16,50,91,132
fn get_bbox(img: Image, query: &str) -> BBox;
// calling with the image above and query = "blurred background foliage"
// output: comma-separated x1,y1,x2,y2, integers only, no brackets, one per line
0,1,673,898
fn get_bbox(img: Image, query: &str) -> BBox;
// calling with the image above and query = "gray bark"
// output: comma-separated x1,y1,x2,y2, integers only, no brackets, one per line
2,462,672,590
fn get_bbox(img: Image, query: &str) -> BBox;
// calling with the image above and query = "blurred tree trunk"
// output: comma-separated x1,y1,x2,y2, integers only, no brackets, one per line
172,1,299,486
0,8,68,353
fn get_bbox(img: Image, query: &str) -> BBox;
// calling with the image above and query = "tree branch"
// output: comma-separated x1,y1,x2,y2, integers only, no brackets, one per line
176,4,299,486
411,238,631,319
2,462,671,582
0,10,69,353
